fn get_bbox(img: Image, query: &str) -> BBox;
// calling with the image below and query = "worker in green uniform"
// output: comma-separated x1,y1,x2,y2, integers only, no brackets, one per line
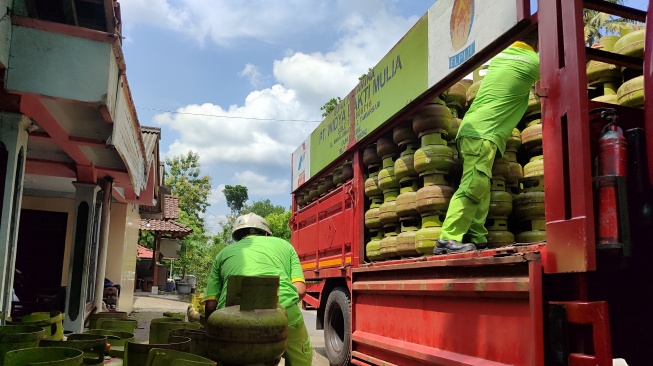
434,31,540,254
202,213,313,365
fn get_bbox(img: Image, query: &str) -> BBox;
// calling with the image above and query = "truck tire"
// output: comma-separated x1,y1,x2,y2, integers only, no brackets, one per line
324,287,351,366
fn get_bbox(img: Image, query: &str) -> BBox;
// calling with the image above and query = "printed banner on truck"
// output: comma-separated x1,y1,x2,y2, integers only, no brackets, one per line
427,0,518,88
309,95,351,177
353,16,429,142
291,137,311,192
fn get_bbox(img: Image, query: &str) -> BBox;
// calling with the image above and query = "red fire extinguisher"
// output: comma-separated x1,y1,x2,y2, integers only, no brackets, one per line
595,108,627,246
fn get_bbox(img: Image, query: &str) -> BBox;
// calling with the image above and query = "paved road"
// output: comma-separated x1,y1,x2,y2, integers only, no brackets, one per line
131,292,331,365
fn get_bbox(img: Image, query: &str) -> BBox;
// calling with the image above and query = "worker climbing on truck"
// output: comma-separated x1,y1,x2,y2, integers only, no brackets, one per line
435,30,540,254
201,213,313,365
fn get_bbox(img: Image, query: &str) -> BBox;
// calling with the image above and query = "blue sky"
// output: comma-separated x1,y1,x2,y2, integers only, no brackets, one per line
120,0,648,233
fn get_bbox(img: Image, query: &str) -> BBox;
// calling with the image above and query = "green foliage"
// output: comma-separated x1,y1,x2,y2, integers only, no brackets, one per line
223,185,249,215
320,97,342,118
164,151,212,277
165,151,212,231
582,0,638,45
244,199,285,218
193,241,228,292
138,231,154,249
265,211,292,241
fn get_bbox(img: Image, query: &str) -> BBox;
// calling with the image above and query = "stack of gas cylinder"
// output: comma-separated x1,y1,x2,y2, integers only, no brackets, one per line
587,27,646,108
297,161,352,208
364,72,550,261
589,27,646,108
365,90,461,260
512,93,546,243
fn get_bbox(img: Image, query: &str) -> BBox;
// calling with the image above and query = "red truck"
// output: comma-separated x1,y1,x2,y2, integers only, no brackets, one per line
290,1,652,365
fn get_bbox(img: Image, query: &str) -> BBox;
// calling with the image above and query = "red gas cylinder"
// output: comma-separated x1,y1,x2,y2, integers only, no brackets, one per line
598,124,627,177
596,109,627,246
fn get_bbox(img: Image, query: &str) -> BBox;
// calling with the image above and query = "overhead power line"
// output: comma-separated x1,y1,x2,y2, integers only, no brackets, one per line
136,106,322,123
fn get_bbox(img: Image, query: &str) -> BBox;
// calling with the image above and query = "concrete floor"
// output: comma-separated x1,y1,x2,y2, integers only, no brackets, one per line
130,292,330,366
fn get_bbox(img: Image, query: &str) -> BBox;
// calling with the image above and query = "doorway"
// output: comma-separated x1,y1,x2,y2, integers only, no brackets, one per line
14,209,68,313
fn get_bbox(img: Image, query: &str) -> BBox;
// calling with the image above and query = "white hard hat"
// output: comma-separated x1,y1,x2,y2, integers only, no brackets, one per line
232,213,272,241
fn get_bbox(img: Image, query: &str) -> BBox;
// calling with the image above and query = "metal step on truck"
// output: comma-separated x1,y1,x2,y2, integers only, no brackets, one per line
290,0,652,365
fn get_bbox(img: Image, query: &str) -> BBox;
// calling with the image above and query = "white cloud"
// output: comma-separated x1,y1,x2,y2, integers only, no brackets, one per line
233,171,289,196
119,0,330,46
127,1,427,212
208,184,226,206
154,85,317,168
201,211,228,236
272,6,420,109
240,64,264,88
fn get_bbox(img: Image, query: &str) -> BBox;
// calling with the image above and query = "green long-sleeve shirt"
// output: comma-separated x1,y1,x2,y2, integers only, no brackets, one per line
457,42,540,155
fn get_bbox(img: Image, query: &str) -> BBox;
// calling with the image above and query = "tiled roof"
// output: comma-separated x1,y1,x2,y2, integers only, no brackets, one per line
137,244,153,258
139,219,192,234
137,244,175,260
163,195,180,219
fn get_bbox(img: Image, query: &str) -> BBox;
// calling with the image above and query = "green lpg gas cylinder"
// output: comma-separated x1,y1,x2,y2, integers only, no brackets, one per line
412,99,452,137
206,276,288,366
0,325,45,366
145,348,216,366
414,136,454,176
21,311,65,340
366,231,384,262
393,122,418,147
4,347,83,366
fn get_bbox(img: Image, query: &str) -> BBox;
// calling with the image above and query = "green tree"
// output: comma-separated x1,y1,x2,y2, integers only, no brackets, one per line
222,185,249,215
192,240,227,292
320,97,342,118
164,151,212,277
265,211,292,241
244,199,285,218
165,151,212,230
583,0,637,46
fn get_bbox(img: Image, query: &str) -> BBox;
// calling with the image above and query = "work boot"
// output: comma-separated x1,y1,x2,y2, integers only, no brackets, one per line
433,239,477,255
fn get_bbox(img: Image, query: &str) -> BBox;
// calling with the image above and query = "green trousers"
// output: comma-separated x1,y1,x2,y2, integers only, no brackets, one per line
440,137,498,243
283,303,313,366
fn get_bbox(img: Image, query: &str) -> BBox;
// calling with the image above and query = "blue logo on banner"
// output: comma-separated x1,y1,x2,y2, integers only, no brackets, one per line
449,41,476,69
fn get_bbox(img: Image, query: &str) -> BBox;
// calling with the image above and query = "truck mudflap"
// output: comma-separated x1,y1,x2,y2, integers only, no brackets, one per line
351,252,545,365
